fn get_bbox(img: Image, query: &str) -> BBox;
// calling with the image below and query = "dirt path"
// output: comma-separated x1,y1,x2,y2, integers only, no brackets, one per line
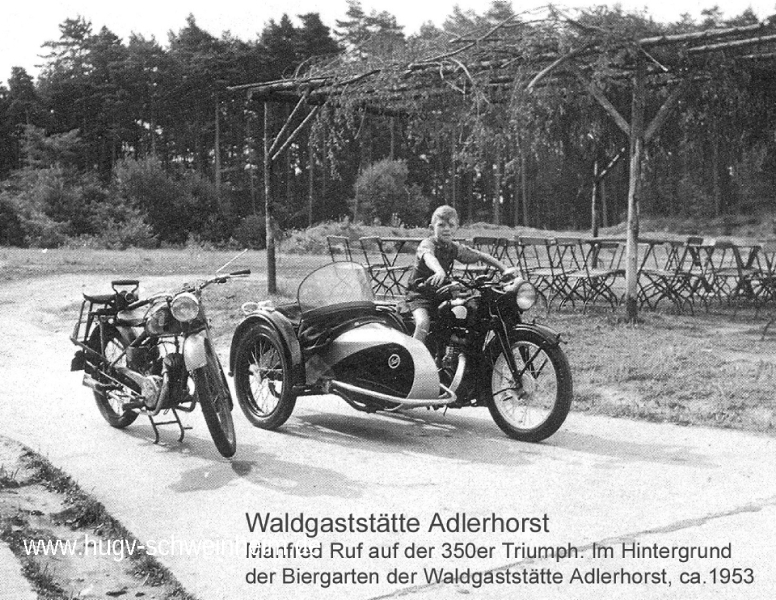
1,274,776,600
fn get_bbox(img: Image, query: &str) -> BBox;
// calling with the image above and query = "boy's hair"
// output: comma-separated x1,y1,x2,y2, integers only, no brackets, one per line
431,204,458,225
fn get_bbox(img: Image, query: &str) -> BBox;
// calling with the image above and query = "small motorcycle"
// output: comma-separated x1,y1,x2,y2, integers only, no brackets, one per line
70,270,249,457
229,261,572,442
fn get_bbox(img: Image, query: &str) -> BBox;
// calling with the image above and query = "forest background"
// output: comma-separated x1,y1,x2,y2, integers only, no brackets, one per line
1,0,775,251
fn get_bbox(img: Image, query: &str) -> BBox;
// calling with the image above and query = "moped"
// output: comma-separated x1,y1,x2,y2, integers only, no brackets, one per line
71,270,249,457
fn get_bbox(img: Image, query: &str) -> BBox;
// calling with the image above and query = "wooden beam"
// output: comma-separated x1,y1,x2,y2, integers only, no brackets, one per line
526,43,594,90
574,70,631,136
268,92,309,157
688,33,776,54
271,106,321,162
639,22,770,47
645,79,690,143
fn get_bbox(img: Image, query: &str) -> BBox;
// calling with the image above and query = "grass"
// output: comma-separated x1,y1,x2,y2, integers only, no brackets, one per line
0,444,196,600
6,245,776,434
548,306,776,432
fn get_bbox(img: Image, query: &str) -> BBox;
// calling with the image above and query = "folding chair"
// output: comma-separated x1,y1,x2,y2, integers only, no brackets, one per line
505,237,531,279
549,237,586,309
638,239,694,313
357,236,411,299
679,236,715,311
326,236,353,262
574,239,625,309
458,236,508,280
517,236,557,309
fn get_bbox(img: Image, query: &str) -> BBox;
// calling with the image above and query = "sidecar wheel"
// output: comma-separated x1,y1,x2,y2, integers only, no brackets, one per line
192,341,237,458
487,331,572,442
234,324,296,430
88,326,139,429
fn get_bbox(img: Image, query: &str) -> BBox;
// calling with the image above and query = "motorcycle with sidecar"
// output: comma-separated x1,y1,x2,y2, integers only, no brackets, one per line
229,261,572,442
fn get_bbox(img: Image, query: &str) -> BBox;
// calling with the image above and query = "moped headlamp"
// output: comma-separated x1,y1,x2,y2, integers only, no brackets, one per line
171,293,200,322
515,281,537,311
145,304,172,335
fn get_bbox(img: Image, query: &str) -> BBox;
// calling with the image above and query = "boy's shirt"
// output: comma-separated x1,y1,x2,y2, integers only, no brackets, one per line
407,236,479,292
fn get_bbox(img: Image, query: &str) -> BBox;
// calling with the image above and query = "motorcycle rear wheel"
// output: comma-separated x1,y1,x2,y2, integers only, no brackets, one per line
88,326,139,429
487,330,572,442
233,324,296,430
192,342,237,458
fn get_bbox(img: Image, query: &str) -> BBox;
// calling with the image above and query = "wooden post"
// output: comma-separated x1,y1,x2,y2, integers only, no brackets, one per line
625,57,645,322
493,152,502,226
521,151,529,227
308,134,314,227
591,160,599,238
214,95,221,195
264,102,277,295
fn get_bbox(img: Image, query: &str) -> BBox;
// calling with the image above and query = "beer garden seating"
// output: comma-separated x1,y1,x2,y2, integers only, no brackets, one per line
326,233,776,313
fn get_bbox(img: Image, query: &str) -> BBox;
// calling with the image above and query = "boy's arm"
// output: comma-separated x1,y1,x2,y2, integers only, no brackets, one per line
458,245,512,273
422,252,447,286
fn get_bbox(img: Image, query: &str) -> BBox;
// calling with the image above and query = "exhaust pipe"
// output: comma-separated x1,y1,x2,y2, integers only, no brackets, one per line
82,374,100,390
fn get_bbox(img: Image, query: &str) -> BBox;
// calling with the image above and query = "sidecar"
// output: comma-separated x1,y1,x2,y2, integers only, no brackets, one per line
230,262,455,429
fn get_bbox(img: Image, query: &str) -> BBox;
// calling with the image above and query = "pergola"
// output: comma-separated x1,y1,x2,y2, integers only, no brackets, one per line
229,6,776,319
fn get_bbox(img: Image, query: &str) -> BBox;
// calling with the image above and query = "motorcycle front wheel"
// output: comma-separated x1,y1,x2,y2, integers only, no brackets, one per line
192,341,237,458
88,325,139,429
233,323,296,430
487,330,572,442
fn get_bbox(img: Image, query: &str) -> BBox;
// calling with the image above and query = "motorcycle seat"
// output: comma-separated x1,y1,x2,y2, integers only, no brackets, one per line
83,292,115,304
274,303,301,325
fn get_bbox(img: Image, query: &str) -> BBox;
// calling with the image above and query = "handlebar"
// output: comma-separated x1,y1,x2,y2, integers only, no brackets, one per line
196,269,252,291
123,270,252,308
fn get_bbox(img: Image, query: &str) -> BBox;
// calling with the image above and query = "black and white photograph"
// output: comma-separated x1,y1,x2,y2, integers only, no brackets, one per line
1,1,775,599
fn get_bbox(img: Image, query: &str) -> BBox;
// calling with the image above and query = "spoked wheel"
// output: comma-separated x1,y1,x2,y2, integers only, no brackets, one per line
88,326,139,429
234,324,296,430
487,330,572,442
192,341,237,458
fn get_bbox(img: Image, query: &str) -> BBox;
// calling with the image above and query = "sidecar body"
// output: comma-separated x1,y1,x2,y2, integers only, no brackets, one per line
231,262,454,414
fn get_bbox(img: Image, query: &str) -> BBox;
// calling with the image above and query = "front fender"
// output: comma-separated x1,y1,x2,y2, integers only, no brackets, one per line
508,322,563,347
183,330,208,370
477,323,564,402
229,310,304,387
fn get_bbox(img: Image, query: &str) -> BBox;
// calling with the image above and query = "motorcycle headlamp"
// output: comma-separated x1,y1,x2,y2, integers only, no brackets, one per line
170,293,200,322
515,281,537,311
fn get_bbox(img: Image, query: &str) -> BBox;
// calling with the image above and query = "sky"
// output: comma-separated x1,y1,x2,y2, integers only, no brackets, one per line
2,1,775,83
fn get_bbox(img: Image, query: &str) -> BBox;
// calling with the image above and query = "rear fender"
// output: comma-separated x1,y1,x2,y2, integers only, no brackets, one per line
229,311,304,386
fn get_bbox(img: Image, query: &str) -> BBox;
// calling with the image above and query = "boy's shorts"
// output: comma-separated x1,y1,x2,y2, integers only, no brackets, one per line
405,289,438,313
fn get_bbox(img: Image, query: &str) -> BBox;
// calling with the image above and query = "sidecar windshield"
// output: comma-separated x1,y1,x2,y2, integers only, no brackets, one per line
297,262,375,312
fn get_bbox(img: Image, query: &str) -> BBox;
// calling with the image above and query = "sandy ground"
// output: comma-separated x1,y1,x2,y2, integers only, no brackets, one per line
1,273,775,600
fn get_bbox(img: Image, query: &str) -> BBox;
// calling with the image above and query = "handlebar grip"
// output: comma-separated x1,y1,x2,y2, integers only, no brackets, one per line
230,269,251,276
112,279,139,287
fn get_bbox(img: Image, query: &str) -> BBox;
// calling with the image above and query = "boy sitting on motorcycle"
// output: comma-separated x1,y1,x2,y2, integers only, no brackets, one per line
405,205,520,343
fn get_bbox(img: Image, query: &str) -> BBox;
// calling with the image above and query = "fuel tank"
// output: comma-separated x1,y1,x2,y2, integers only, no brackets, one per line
306,322,440,400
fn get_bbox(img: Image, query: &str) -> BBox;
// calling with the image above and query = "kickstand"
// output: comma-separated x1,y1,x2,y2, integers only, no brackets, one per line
147,409,191,444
